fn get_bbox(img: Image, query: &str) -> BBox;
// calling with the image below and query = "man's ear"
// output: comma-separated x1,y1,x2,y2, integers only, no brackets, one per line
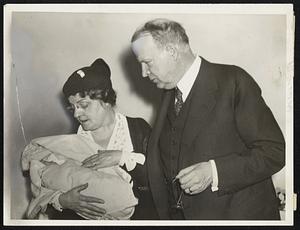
166,44,178,60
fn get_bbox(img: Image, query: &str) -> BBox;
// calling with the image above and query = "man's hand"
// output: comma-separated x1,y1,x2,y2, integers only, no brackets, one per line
176,161,213,195
59,183,106,219
82,150,122,170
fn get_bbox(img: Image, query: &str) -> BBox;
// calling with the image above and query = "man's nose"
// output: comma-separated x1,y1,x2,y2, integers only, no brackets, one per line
141,64,150,78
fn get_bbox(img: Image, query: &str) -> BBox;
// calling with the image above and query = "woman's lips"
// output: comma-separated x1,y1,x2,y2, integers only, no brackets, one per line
79,119,88,124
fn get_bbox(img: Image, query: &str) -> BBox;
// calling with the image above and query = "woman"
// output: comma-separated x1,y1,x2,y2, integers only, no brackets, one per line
22,58,158,220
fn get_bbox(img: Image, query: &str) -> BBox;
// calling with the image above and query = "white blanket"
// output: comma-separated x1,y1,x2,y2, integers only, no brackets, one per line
22,134,138,219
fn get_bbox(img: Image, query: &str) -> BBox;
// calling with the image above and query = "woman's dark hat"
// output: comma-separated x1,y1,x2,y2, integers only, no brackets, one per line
63,58,112,98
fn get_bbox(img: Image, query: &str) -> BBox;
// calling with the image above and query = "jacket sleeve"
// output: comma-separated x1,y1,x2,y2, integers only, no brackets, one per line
127,117,152,154
214,67,285,195
140,119,152,155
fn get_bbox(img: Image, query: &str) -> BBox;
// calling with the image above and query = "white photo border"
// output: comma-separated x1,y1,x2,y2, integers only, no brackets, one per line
3,3,295,226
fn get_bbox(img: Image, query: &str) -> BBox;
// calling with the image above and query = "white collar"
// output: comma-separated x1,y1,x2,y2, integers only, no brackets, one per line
176,56,201,102
77,112,133,151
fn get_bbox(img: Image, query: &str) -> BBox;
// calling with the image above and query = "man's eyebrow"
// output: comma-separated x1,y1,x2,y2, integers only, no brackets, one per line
139,58,151,63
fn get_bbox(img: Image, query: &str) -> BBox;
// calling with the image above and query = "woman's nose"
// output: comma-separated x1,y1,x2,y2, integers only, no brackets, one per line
73,107,83,118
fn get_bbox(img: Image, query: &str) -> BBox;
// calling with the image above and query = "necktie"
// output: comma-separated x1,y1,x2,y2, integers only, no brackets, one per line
174,87,183,116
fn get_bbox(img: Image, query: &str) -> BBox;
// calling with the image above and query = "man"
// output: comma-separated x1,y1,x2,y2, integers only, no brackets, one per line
131,18,285,220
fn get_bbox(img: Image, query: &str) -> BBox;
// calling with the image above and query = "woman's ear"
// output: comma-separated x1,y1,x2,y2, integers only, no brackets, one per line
101,101,111,109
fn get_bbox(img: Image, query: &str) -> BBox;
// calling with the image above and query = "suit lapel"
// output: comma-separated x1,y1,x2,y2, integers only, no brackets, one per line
147,90,172,219
148,90,172,152
181,58,218,147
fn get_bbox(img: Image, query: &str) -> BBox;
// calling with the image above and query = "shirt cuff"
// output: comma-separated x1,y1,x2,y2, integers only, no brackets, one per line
209,159,219,192
119,151,145,171
50,191,63,212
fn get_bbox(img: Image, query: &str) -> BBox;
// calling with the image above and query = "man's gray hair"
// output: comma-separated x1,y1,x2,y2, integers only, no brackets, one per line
131,18,190,48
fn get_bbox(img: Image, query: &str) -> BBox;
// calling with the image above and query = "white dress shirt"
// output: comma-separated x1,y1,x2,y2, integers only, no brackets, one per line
176,56,219,192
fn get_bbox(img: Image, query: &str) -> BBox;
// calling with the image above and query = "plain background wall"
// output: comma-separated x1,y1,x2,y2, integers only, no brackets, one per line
6,12,287,219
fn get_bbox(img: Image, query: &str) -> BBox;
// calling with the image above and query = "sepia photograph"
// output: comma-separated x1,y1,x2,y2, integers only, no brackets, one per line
3,3,294,226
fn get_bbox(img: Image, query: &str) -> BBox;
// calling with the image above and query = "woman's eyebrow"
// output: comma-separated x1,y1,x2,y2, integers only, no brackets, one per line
75,98,87,103
69,98,86,105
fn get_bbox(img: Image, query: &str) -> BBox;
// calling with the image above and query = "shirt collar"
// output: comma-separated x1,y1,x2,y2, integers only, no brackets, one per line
177,56,201,102
77,112,133,152
77,112,120,149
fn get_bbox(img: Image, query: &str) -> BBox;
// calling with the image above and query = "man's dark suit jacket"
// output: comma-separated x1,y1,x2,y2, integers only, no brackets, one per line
147,57,285,220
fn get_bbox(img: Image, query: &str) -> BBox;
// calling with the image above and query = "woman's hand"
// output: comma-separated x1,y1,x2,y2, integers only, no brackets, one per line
59,183,106,220
81,150,122,170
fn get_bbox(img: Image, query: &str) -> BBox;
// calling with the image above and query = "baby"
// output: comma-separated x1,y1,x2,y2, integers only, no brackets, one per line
22,134,138,220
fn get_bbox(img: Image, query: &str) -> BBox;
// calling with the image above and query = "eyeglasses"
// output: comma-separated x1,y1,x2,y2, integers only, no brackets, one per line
171,177,184,210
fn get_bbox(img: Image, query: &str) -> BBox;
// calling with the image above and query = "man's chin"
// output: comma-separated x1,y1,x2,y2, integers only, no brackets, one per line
156,83,175,90
155,82,167,89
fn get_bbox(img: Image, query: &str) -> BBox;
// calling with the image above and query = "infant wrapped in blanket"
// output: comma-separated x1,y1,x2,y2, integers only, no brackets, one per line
22,134,139,220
